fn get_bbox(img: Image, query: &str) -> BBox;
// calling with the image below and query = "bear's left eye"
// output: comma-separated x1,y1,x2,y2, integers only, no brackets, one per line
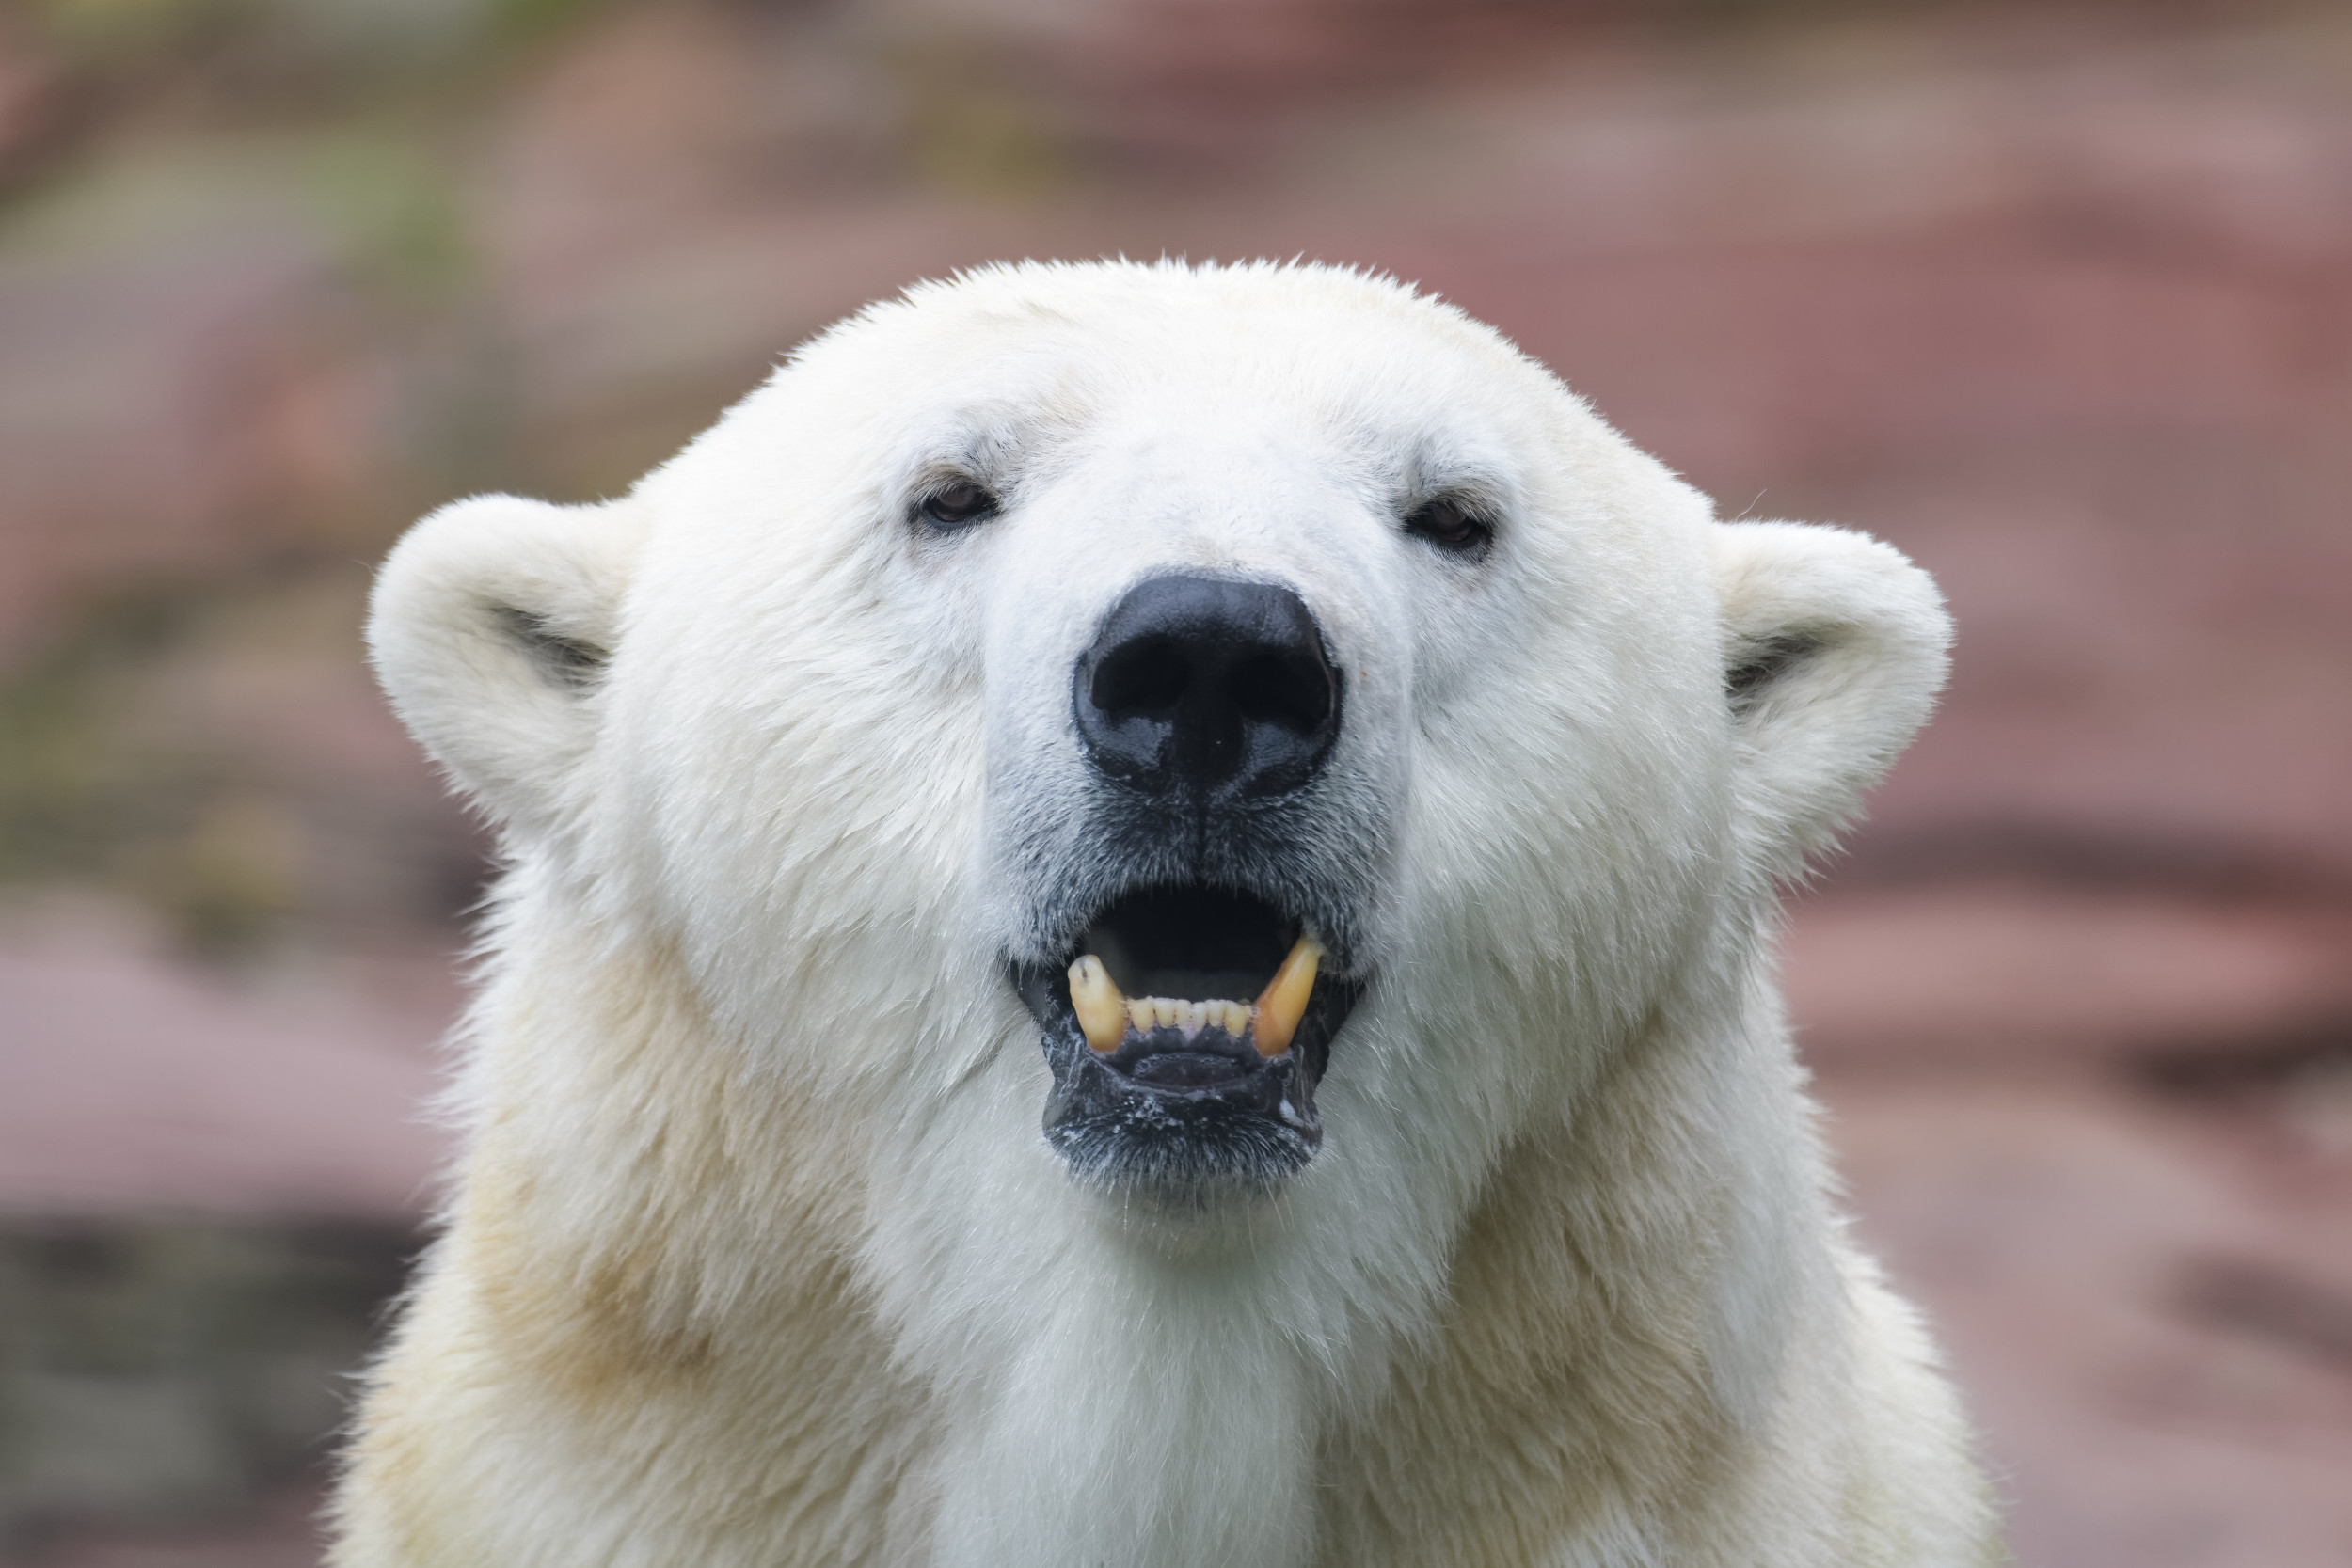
1403,497,1494,558
918,481,1000,531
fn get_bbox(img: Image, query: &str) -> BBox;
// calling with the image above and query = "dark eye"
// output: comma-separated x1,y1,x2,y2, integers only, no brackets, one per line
1404,497,1493,557
918,480,999,531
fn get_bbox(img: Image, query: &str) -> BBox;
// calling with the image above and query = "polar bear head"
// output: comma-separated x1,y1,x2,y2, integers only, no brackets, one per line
370,261,1947,1215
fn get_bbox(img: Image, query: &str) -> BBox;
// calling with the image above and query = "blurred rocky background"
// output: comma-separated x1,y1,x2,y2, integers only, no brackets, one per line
0,0,2347,1561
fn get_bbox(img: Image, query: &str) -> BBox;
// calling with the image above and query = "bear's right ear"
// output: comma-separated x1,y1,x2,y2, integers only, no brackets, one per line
367,492,647,838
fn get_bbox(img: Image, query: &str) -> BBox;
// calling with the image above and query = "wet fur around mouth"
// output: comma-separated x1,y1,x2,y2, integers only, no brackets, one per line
1010,889,1363,1196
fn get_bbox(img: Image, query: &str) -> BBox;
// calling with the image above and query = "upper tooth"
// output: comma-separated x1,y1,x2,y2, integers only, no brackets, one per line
1249,935,1323,1057
1069,956,1128,1053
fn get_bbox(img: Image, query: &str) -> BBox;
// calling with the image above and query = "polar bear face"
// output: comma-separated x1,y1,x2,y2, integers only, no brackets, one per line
370,261,1947,1214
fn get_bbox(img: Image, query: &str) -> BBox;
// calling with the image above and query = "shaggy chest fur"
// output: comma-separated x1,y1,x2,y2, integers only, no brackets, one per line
334,261,1996,1568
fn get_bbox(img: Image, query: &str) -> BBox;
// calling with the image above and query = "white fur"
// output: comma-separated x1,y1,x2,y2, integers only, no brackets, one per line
337,261,1996,1567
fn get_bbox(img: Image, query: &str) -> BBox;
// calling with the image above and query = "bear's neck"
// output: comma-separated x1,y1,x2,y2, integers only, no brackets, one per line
443,925,1829,1568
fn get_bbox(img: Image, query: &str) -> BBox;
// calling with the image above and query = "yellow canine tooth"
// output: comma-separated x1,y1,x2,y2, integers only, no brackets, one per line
1068,956,1128,1053
1249,935,1323,1057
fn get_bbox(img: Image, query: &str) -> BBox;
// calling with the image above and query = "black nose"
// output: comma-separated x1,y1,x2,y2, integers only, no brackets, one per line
1075,574,1342,800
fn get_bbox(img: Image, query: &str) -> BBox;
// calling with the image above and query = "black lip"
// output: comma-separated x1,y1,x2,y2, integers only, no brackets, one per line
1011,885,1361,1194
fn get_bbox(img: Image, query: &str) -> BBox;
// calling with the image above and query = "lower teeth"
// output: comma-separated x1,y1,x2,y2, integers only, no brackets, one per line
1065,936,1323,1057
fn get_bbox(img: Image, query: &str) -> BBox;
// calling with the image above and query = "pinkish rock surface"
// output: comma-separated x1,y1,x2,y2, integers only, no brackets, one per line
0,898,455,1220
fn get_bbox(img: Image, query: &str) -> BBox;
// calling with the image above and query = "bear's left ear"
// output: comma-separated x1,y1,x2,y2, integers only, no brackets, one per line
1711,520,1951,881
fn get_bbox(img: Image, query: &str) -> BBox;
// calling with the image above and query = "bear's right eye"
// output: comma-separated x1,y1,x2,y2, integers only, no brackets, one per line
918,481,1000,531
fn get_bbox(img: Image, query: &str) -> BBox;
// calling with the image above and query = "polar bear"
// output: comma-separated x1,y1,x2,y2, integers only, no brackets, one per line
336,260,1996,1568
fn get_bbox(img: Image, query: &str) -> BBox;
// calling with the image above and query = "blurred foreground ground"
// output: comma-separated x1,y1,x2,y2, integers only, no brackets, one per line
2,1,2349,1563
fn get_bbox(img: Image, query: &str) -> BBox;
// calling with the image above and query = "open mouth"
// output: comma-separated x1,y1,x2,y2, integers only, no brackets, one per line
1012,883,1360,1191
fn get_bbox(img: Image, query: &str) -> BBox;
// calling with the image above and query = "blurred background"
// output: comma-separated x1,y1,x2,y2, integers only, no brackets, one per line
0,0,2347,1561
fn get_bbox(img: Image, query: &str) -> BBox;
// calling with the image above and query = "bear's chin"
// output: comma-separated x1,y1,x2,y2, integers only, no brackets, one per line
1038,1033,1325,1201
